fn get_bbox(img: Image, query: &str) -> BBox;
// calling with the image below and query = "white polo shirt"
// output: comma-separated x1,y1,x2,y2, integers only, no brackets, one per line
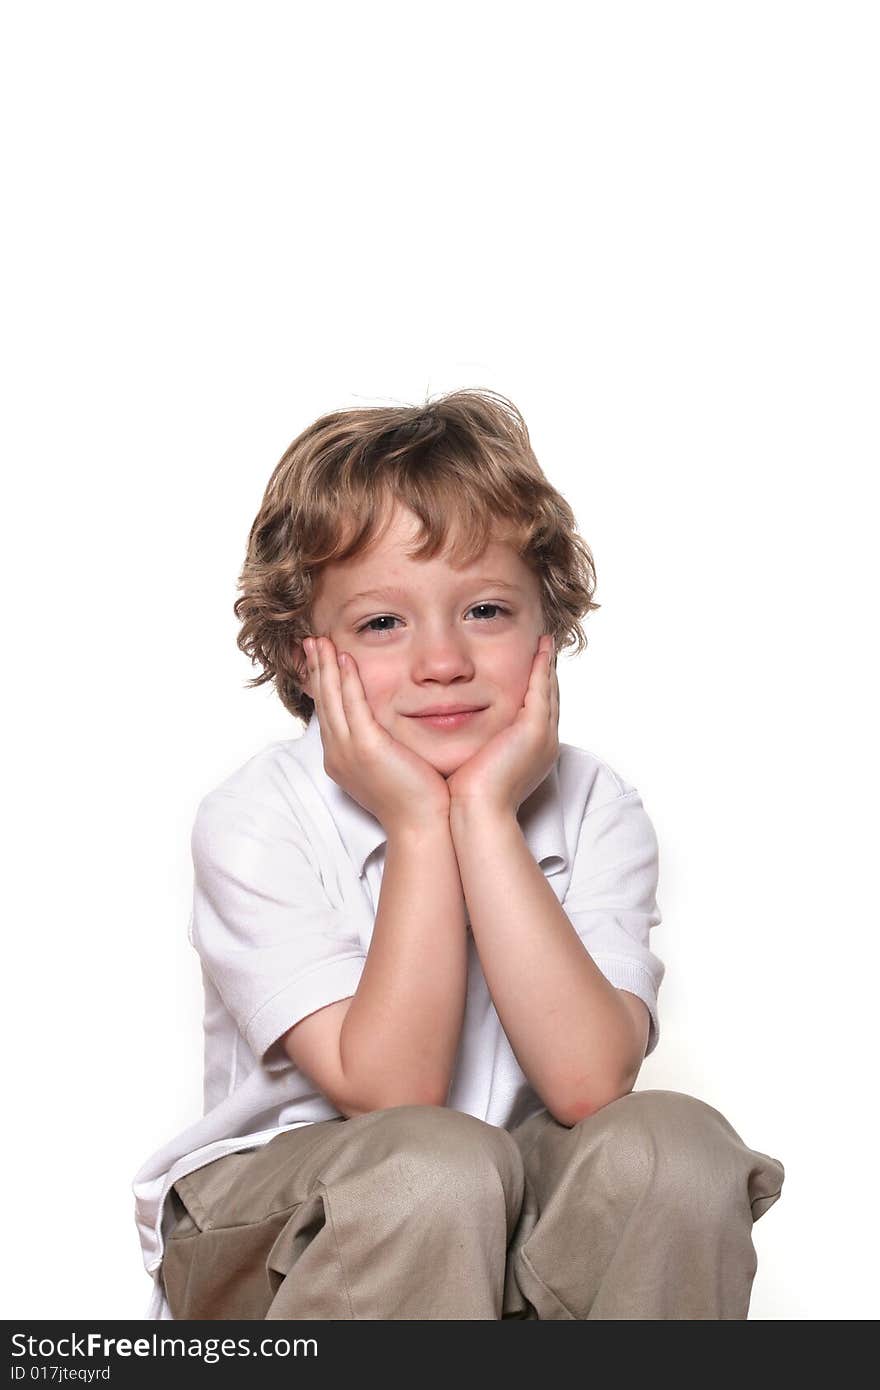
132,713,666,1319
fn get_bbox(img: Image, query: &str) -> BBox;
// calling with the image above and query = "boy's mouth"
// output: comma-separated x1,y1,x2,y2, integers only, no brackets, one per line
405,707,487,731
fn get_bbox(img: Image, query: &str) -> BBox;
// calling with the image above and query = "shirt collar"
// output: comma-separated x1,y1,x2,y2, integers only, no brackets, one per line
293,711,568,879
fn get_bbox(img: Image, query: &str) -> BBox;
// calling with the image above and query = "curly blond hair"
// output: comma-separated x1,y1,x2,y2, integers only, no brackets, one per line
234,388,600,727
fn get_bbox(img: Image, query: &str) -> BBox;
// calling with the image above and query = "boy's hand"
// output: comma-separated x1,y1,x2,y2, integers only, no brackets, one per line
304,635,452,838
446,636,559,819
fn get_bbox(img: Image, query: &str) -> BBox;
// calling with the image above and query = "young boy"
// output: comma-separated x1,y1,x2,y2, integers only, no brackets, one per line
132,390,784,1319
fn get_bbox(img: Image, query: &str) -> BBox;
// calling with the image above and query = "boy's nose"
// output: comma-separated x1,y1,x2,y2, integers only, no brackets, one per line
409,639,477,670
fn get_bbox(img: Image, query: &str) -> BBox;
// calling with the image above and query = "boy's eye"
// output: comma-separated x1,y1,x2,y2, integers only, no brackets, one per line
355,603,511,636
357,615,398,634
469,603,509,621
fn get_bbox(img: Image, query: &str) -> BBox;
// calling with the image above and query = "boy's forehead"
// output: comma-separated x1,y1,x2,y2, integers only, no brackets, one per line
314,501,532,600
314,534,535,613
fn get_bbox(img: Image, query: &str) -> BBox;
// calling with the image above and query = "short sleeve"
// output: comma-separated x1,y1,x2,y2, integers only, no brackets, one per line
190,791,366,1064
562,788,666,1056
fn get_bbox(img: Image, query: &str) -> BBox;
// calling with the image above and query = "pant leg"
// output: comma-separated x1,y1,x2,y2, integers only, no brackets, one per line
163,1104,526,1320
502,1089,785,1320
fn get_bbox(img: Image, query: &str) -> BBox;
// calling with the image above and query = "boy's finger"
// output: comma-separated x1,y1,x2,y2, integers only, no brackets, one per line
533,637,553,679
524,642,550,713
314,637,350,744
306,637,337,743
337,650,378,741
535,639,554,706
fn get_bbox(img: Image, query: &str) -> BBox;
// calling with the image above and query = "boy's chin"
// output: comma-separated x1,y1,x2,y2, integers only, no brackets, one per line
406,745,469,779
432,753,473,778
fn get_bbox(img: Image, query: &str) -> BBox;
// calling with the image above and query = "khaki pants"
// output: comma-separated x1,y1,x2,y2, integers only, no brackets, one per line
162,1089,785,1320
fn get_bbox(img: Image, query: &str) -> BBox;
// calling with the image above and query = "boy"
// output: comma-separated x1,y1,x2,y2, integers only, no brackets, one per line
132,390,784,1319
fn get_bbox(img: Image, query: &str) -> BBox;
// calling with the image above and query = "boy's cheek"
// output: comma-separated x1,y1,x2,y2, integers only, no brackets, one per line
364,687,399,731
359,669,398,715
505,676,532,711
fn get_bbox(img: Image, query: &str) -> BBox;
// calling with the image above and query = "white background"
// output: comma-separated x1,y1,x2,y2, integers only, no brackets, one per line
2,1,877,1320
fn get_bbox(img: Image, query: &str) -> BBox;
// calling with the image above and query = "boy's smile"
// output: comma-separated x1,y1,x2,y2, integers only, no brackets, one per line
300,502,547,777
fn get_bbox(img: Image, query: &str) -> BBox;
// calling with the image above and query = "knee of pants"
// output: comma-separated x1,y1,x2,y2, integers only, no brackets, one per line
568,1089,785,1219
348,1104,526,1225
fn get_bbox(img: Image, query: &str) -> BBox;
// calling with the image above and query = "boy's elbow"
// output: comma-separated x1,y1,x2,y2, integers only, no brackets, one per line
337,1089,447,1119
550,1070,640,1128
555,1001,648,1124
337,1071,450,1117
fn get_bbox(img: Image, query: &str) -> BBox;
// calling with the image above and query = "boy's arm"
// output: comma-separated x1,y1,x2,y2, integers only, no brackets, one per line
448,801,648,1127
339,818,469,1112
285,817,468,1116
284,635,471,1116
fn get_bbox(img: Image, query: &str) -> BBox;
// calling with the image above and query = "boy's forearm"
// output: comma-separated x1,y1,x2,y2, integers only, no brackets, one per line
338,818,468,1113
449,801,641,1126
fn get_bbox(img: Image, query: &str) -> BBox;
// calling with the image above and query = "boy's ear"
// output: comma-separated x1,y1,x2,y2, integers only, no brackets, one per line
294,640,313,698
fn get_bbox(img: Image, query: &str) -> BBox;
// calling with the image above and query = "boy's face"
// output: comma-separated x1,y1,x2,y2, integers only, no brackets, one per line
299,502,548,777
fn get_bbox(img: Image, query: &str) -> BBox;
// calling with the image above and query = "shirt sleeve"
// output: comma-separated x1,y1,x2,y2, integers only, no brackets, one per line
561,787,666,1056
190,790,366,1065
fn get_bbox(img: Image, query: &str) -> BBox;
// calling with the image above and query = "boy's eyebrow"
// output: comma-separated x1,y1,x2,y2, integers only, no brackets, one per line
339,579,525,613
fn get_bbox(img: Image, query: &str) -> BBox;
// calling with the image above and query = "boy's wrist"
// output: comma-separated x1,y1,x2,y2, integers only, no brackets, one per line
449,796,517,835
384,811,453,847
